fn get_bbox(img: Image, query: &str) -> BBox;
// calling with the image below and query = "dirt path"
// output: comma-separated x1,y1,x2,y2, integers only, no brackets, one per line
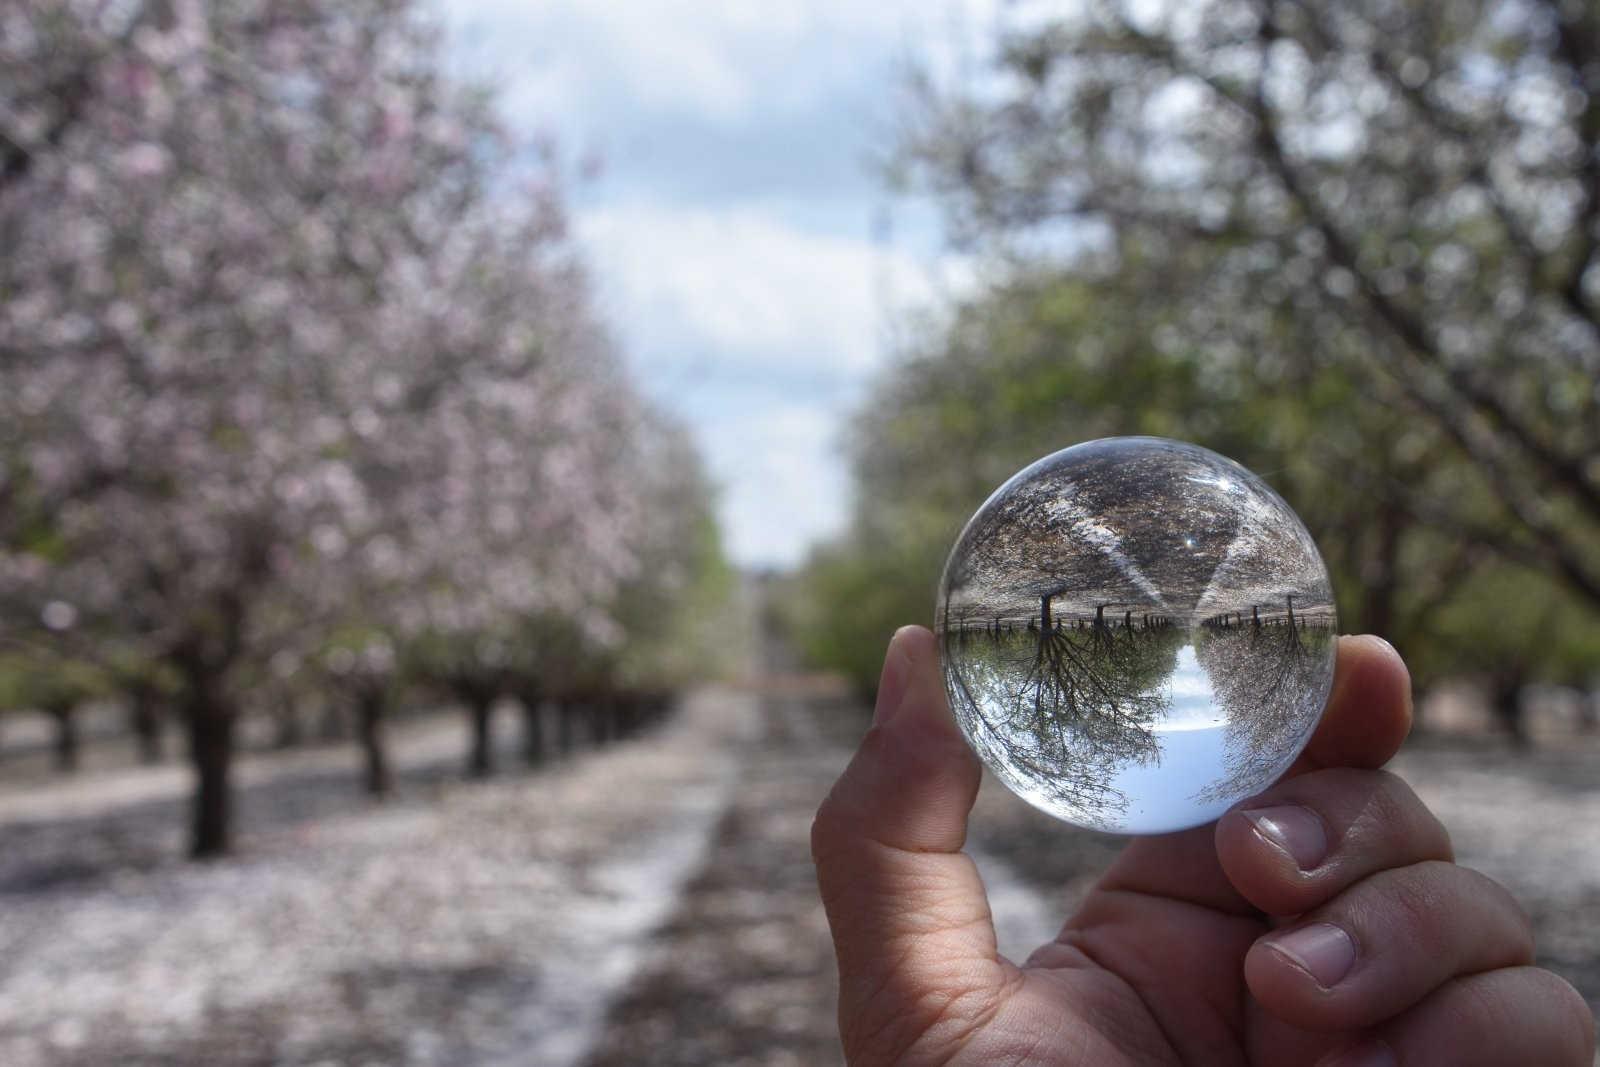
0,678,1593,1066
580,690,1600,1064
580,687,851,1067
0,715,468,826
578,681,1074,1067
0,689,759,1067
1391,740,1600,1019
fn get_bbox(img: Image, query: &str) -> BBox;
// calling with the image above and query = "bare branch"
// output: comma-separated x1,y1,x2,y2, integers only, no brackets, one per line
1543,0,1600,319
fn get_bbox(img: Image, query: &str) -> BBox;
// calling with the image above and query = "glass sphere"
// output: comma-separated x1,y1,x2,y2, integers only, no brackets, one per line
936,437,1337,834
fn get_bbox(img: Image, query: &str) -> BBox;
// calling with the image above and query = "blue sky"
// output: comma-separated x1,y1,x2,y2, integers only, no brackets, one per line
433,0,997,568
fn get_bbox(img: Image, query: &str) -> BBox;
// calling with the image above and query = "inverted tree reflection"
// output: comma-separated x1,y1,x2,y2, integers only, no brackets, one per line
942,597,1181,828
1192,600,1336,805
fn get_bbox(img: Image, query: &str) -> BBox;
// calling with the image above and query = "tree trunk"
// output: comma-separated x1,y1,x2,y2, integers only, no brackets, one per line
1361,498,1404,638
49,703,79,773
317,701,347,742
556,699,577,755
519,690,544,765
467,694,494,777
273,697,304,750
356,689,392,797
600,698,622,745
186,694,236,858
130,687,164,764
1490,671,1529,749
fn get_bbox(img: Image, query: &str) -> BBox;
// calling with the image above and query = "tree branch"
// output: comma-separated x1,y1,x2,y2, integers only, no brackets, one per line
1542,0,1600,320
1108,8,1600,527
1233,12,1600,527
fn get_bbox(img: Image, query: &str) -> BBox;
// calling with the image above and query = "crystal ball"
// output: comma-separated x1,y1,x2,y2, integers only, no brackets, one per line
936,437,1337,834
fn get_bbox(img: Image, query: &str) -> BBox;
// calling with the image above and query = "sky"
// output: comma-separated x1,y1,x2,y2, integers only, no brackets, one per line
432,0,999,569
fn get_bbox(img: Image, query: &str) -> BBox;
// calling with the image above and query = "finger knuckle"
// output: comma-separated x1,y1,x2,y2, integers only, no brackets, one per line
1543,972,1599,1064
810,797,840,860
1364,862,1535,971
1448,969,1594,1064
1364,771,1418,833
1504,966,1593,1062
1340,772,1451,862
811,790,860,870
1459,866,1536,960
1377,861,1451,952
1372,773,1453,860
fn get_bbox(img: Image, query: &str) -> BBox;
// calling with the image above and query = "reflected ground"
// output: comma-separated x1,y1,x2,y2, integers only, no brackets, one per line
938,439,1337,832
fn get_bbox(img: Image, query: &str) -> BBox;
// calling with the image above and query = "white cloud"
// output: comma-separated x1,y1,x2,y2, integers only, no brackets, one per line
579,202,966,381
430,0,996,567
701,404,849,568
438,0,1003,127
578,200,971,567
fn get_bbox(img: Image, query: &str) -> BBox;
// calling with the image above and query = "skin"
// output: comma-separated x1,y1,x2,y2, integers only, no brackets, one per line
812,627,1596,1067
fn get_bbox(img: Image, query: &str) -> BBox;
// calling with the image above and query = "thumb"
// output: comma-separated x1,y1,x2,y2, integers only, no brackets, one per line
811,626,1009,1063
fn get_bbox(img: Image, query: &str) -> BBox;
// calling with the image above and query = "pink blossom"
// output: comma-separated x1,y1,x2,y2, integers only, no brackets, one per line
0,0,724,748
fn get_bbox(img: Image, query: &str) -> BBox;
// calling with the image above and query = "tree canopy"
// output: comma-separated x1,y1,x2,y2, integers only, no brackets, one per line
0,0,728,853
795,0,1600,703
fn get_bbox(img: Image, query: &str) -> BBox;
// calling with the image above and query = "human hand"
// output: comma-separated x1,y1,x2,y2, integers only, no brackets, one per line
812,626,1595,1066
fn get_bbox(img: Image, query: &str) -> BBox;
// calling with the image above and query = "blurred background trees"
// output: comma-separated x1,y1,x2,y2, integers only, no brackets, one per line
0,0,729,857
792,0,1600,721
0,4,1594,1060
2,0,1595,859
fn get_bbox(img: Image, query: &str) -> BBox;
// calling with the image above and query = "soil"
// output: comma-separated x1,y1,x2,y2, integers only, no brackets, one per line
0,683,1594,1065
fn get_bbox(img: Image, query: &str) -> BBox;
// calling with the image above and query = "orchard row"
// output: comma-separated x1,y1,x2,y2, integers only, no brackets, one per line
0,1,729,855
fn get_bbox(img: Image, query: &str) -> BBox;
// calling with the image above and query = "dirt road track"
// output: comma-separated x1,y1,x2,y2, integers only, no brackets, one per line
0,679,1594,1065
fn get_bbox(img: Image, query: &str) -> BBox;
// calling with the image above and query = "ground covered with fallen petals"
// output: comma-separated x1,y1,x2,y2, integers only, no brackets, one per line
0,686,1595,1065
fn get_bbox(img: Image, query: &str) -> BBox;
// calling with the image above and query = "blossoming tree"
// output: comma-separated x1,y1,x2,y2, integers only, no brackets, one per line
0,0,724,854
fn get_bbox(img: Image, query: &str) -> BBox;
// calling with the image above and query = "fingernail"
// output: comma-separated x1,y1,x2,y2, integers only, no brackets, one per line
871,631,915,727
1241,805,1327,870
1362,634,1400,658
1265,922,1357,988
1317,1039,1397,1067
